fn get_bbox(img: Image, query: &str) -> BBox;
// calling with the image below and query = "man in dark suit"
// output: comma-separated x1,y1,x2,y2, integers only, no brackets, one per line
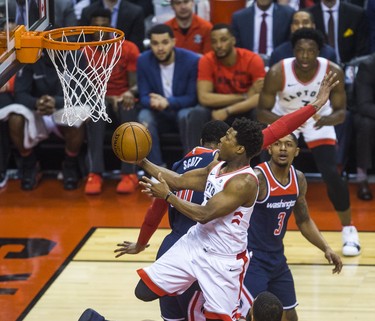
353,53,375,200
231,0,295,63
308,0,369,64
80,0,145,51
269,9,336,66
127,0,154,18
137,24,206,166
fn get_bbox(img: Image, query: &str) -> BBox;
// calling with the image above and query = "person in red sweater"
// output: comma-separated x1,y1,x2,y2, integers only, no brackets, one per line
165,0,212,55
198,23,266,125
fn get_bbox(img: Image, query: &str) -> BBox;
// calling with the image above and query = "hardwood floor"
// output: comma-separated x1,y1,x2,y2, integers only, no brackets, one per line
0,177,374,321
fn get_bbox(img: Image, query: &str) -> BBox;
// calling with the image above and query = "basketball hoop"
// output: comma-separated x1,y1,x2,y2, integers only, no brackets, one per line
14,25,125,126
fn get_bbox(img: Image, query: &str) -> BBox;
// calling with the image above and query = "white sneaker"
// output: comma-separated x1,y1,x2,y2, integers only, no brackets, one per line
342,226,361,256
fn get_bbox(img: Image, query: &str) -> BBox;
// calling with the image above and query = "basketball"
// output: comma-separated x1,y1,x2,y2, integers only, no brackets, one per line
112,122,152,163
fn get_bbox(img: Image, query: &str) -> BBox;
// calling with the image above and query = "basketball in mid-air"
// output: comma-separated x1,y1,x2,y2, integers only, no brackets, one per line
112,122,152,163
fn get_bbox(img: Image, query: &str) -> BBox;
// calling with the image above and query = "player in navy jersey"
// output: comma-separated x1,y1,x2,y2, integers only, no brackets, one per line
239,133,343,321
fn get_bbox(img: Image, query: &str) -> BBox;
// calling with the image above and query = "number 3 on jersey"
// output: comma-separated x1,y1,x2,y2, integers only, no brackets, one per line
274,212,286,235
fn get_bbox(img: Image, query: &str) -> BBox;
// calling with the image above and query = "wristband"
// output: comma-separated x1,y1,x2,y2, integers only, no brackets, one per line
165,191,173,201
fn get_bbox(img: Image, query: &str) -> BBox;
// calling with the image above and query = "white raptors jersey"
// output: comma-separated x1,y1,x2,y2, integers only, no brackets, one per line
272,57,336,144
187,161,258,255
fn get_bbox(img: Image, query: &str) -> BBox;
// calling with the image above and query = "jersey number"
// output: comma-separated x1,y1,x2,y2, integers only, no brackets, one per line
274,212,286,235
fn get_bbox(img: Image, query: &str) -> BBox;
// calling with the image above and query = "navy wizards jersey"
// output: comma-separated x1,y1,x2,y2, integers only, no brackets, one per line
169,147,217,236
157,146,217,259
248,162,300,253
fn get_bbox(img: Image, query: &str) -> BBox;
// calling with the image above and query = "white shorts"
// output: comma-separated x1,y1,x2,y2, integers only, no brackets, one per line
293,118,336,148
137,233,249,321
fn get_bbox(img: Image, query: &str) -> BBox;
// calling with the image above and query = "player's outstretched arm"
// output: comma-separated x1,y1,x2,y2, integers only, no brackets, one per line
140,172,258,224
115,241,150,257
114,198,168,258
293,171,343,274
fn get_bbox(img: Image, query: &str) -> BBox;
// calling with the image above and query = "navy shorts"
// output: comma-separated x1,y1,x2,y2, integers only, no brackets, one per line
243,251,298,309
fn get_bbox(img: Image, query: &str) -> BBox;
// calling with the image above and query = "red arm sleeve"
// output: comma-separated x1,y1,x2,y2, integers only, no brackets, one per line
261,104,316,149
136,198,169,246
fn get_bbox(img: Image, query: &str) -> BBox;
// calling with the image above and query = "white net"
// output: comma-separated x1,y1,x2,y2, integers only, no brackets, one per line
45,29,124,126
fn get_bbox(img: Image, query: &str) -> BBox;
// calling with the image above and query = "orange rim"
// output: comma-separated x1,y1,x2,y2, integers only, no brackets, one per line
14,25,125,63
40,26,125,50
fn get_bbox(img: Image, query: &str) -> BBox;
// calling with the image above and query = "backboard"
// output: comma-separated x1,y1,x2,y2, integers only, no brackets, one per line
0,0,54,87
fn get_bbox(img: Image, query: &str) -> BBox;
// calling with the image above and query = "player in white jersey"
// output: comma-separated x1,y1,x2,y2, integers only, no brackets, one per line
136,118,263,321
257,28,361,257
273,56,336,144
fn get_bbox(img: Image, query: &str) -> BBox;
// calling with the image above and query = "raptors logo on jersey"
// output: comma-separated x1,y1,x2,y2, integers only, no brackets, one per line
272,57,336,146
188,161,258,255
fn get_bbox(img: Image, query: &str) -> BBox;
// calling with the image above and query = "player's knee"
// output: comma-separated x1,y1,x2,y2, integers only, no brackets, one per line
134,279,160,302
283,308,298,321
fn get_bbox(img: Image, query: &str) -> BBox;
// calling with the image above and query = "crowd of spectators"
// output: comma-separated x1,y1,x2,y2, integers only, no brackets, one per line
0,0,373,202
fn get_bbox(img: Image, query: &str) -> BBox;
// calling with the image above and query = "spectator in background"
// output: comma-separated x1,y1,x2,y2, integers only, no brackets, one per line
232,0,295,64
0,76,15,189
128,0,154,19
137,24,206,166
276,0,315,11
197,24,265,124
54,0,77,28
0,20,16,189
257,28,361,257
307,0,369,65
165,0,212,55
308,0,369,176
269,10,336,66
72,0,90,21
80,0,145,51
353,53,375,201
84,8,140,195
10,51,85,191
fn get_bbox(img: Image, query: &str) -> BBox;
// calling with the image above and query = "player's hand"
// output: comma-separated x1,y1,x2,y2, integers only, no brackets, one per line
140,173,171,200
36,95,56,115
310,71,339,112
324,248,343,274
122,91,135,110
313,115,331,129
149,93,169,111
114,241,150,257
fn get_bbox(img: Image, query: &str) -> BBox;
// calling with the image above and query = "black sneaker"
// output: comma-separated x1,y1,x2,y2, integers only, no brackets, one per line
0,171,8,189
62,156,80,190
21,152,41,191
